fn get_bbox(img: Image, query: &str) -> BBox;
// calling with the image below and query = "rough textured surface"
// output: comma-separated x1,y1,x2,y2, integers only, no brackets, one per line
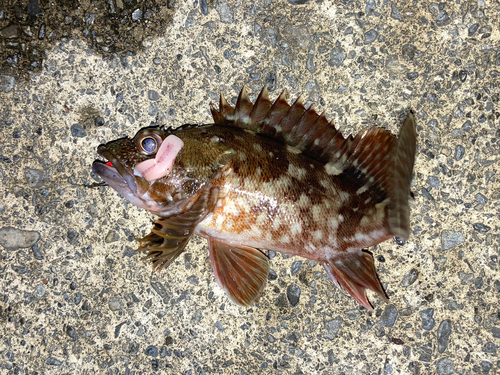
1,0,499,374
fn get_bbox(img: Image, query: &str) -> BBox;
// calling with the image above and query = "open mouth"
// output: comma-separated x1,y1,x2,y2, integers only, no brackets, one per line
92,146,138,195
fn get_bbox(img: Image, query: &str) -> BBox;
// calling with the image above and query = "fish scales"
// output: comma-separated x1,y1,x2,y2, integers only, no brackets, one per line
92,86,417,309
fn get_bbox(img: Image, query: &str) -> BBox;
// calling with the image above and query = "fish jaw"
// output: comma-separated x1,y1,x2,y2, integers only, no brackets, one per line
92,143,168,213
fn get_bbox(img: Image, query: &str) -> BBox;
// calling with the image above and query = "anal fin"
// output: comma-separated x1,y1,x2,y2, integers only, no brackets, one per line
209,238,270,306
323,250,388,310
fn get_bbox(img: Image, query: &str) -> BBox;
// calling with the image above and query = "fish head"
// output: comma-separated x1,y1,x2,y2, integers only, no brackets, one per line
92,126,193,216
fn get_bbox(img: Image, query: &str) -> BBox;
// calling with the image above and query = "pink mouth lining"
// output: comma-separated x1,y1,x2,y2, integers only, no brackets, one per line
134,135,184,181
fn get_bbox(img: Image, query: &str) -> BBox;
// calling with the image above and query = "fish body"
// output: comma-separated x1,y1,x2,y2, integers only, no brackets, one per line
92,87,417,309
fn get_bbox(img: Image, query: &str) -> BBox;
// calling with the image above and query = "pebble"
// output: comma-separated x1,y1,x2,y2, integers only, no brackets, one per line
435,358,454,375
436,11,451,27
473,223,490,234
0,227,40,250
145,345,158,357
468,23,479,37
454,145,465,161
24,168,46,188
108,296,123,311
0,25,19,38
419,308,435,330
390,2,401,21
46,357,62,366
324,316,343,340
291,261,302,275
132,9,143,21
381,304,398,327
483,342,497,354
329,48,346,67
364,30,378,44
274,293,288,308
428,176,440,190
70,124,86,138
1,75,15,93
437,319,452,353
286,285,301,307
105,230,120,243
66,228,79,244
440,230,464,251
213,0,233,24
148,90,160,101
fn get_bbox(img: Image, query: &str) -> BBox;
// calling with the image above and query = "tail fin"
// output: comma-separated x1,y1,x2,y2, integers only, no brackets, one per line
386,112,417,239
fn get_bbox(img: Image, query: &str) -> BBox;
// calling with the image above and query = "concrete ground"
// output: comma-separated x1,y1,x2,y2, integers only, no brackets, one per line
1,0,499,374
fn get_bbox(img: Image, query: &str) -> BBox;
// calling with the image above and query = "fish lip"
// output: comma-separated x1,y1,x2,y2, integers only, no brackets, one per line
93,146,138,194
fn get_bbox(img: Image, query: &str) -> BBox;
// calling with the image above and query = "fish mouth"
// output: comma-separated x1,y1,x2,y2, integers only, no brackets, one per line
92,145,138,195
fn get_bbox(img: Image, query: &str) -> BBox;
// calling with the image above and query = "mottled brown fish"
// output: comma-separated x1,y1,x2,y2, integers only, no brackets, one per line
92,86,417,309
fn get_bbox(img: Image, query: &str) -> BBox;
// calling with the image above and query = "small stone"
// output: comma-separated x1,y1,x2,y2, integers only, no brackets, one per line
213,0,233,24
46,357,62,366
24,168,46,188
286,285,301,307
108,296,123,311
0,25,19,39
85,13,95,26
66,325,76,340
0,227,40,250
437,320,452,353
187,275,199,285
364,29,378,44
268,269,278,281
70,124,86,138
131,9,143,21
94,117,105,126
400,268,419,287
440,231,464,251
482,342,497,354
148,90,160,101
475,193,487,204
468,23,479,37
324,316,343,340
436,11,450,27
12,265,28,274
1,75,16,93
390,2,401,21
480,361,492,374
67,229,79,244
419,308,435,330
35,284,45,297
215,321,224,331
491,327,500,338
287,0,309,4
454,145,465,161
381,304,398,327
274,293,288,308
145,345,158,357
200,0,208,15
428,176,440,190
473,223,490,234
329,48,346,67
105,230,120,243
436,358,454,375
291,261,302,275
27,0,42,16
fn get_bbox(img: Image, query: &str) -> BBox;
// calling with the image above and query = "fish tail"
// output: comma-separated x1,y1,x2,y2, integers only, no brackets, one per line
386,111,417,239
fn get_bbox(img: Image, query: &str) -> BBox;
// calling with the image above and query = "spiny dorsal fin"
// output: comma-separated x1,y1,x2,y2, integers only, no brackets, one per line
210,86,344,162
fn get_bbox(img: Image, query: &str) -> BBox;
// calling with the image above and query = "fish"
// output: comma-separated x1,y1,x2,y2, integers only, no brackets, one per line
92,86,417,310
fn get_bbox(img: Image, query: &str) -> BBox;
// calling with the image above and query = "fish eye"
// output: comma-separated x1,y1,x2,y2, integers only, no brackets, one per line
138,134,162,155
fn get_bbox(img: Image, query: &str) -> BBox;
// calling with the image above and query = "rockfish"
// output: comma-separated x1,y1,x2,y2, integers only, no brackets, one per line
92,87,416,309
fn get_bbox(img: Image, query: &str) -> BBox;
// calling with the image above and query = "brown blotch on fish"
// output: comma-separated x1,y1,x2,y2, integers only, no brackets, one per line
92,85,417,310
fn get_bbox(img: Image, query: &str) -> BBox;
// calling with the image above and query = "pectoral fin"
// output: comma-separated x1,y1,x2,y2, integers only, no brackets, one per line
208,238,270,306
136,187,218,271
323,250,388,310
